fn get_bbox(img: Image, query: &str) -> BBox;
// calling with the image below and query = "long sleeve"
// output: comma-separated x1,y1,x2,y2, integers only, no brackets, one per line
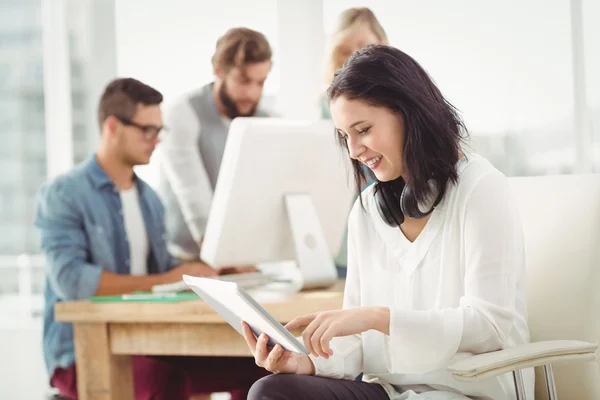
34,182,103,300
309,203,364,380
458,171,524,352
385,170,524,374
160,100,214,243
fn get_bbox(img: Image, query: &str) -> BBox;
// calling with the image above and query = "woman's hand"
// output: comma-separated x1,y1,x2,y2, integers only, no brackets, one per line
285,307,390,358
242,322,315,375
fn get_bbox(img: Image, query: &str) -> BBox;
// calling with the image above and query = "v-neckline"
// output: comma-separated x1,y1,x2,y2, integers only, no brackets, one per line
398,213,432,244
370,156,470,275
380,203,445,275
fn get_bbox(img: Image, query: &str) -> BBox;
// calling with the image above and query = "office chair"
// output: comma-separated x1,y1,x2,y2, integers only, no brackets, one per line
448,174,600,399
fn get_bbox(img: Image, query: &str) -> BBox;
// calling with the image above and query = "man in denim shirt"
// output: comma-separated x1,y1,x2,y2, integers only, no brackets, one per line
35,78,267,400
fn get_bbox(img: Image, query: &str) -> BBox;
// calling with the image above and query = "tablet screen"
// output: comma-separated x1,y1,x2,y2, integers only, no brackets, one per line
183,275,308,354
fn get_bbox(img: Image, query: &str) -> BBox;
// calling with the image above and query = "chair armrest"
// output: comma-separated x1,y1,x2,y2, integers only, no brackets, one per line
447,340,598,382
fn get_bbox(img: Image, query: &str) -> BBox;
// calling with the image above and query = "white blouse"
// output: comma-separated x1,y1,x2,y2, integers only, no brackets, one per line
310,154,535,399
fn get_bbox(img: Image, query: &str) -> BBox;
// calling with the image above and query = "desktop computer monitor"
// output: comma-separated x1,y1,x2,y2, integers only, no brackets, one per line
200,118,355,289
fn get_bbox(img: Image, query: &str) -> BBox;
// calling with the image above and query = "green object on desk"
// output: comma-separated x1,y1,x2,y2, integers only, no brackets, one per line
90,291,199,303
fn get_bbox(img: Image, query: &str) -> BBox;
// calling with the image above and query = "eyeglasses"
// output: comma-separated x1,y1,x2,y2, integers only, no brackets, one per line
114,115,167,141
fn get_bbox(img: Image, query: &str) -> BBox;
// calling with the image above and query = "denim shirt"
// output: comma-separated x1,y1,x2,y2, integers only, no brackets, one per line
34,155,180,375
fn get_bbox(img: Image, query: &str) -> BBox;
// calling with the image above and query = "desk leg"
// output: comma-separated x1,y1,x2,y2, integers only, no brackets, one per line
73,322,134,400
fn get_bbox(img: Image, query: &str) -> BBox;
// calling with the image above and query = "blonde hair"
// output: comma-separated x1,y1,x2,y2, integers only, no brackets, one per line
212,27,272,73
326,7,388,84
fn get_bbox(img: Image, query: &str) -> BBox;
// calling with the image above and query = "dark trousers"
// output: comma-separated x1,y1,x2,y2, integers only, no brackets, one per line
51,355,269,400
248,374,389,400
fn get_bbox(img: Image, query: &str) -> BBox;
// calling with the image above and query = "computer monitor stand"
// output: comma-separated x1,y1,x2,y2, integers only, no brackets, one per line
285,193,339,290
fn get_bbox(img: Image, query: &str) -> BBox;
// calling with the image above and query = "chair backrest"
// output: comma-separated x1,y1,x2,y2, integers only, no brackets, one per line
508,174,600,400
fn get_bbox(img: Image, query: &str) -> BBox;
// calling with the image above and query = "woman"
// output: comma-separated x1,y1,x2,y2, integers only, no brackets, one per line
321,7,388,119
243,45,534,399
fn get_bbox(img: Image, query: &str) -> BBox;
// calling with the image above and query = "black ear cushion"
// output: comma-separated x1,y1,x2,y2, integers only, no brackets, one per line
382,185,405,226
400,180,441,219
374,183,404,227
400,184,427,219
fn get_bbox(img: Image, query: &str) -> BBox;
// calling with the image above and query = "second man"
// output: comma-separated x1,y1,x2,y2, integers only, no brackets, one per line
157,27,274,261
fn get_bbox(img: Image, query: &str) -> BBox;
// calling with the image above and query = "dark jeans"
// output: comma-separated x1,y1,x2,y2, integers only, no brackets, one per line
51,355,269,400
248,374,389,400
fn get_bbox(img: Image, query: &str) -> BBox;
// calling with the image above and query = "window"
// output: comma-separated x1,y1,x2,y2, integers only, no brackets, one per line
584,0,600,170
67,0,104,164
0,0,46,257
0,0,117,295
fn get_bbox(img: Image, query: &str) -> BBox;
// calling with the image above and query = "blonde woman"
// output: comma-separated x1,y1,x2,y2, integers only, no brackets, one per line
323,8,388,273
321,7,388,119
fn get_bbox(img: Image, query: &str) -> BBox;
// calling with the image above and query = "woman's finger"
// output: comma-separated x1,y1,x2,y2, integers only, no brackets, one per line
241,322,257,356
285,313,319,331
255,333,270,365
265,344,285,372
310,321,331,358
301,318,323,357
320,326,335,357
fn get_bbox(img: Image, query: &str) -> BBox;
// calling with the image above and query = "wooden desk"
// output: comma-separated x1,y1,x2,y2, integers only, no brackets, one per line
55,280,345,400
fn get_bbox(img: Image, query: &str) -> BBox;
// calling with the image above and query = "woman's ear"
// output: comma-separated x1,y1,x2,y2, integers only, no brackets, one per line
214,66,225,80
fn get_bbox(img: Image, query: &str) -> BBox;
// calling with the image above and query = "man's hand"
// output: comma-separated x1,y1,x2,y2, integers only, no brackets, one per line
162,261,218,283
218,265,258,275
285,307,390,358
198,237,258,276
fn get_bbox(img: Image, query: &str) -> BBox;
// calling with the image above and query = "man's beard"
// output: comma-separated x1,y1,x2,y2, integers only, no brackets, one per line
219,82,258,119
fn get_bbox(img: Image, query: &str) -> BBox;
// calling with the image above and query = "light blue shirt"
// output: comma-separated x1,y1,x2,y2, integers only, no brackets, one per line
34,155,180,375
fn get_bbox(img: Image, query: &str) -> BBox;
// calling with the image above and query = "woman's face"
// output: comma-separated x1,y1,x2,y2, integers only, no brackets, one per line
336,23,381,67
330,96,405,182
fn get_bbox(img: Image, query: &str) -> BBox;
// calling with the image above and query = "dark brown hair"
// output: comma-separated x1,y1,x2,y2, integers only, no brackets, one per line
97,77,163,129
211,27,272,73
328,45,467,205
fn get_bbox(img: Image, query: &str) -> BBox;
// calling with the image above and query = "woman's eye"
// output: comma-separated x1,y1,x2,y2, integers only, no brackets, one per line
358,127,370,135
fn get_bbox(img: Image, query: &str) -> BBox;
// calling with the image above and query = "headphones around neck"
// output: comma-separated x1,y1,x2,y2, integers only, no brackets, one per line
373,177,443,227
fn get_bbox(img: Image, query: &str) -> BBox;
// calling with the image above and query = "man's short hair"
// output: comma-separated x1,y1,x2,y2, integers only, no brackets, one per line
97,78,163,129
211,27,272,73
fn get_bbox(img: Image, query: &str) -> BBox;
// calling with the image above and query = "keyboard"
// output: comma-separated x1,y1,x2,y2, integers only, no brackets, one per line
151,271,275,294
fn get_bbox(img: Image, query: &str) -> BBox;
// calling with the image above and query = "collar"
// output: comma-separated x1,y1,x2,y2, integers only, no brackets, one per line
85,154,144,193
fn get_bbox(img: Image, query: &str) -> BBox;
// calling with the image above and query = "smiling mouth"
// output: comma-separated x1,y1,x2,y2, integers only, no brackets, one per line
364,155,382,168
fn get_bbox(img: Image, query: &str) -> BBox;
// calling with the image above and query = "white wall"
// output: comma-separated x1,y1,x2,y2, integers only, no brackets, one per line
323,0,575,135
277,0,325,119
321,0,600,174
583,0,600,169
115,0,279,105
115,0,598,136
115,0,327,120
115,0,598,176
583,0,599,110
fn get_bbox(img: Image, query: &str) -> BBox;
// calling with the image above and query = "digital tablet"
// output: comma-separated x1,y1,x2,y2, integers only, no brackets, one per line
182,275,309,354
